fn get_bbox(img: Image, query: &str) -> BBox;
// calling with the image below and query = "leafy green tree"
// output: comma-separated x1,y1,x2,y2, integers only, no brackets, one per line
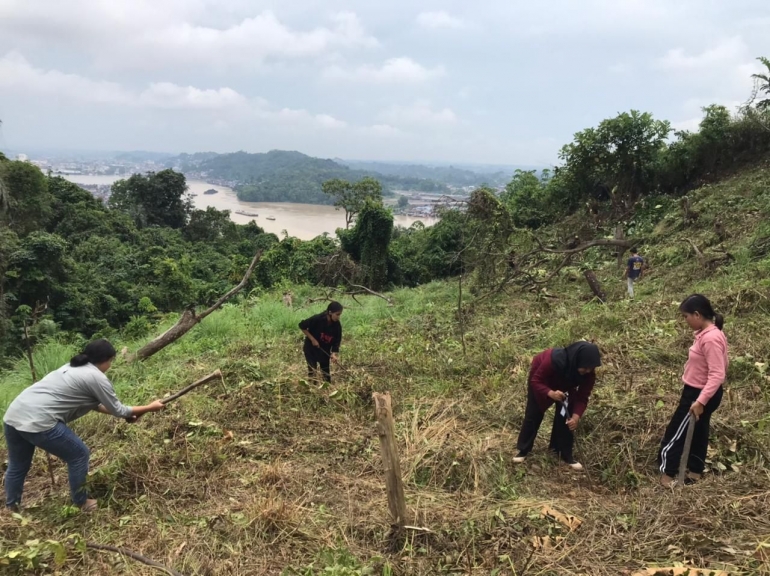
397,195,409,209
255,235,336,288
184,207,240,244
388,210,465,286
464,187,514,289
501,169,554,228
559,110,671,211
322,177,383,228
0,227,20,358
339,200,393,289
109,169,191,229
0,159,53,236
7,231,69,309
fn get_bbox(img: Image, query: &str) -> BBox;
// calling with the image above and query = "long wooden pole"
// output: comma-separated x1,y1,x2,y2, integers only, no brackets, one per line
373,392,407,527
161,370,223,405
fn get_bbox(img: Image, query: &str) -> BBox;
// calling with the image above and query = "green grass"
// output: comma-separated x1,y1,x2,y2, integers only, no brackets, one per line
1,161,769,574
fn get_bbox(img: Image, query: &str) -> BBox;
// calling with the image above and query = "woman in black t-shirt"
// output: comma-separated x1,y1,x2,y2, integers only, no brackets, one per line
299,301,343,383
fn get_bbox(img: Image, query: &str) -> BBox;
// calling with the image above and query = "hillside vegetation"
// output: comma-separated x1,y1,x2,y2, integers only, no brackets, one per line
1,159,769,575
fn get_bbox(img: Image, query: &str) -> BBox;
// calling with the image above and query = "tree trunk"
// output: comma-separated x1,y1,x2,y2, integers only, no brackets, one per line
373,392,408,528
129,251,262,362
583,269,606,303
614,224,625,268
681,196,698,226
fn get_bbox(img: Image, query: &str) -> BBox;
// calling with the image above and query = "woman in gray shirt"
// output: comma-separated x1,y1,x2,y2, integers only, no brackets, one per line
3,339,166,512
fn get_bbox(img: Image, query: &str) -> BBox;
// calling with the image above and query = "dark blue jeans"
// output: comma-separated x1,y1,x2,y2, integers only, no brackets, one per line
4,422,90,508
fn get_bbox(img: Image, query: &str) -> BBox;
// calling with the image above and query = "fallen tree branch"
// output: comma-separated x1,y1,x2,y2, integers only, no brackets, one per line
685,239,734,270
529,234,636,256
343,281,394,305
86,542,186,576
306,286,385,307
502,234,640,291
685,238,704,262
129,251,262,362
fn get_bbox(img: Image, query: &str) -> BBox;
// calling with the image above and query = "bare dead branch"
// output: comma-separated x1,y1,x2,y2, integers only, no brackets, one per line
128,251,262,362
86,542,186,576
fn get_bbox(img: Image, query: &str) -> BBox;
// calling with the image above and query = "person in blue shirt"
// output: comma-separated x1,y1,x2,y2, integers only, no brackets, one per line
624,248,644,298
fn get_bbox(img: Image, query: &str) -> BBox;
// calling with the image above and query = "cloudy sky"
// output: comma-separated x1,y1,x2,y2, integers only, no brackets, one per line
0,0,767,165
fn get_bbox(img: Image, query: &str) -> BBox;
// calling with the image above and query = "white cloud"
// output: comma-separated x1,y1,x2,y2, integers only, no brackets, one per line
0,52,249,110
416,11,465,30
138,83,247,109
366,124,402,137
276,107,311,121
0,4,377,71
0,51,348,129
380,101,458,126
315,114,347,128
608,63,630,74
324,57,445,84
134,11,377,69
657,36,764,132
0,51,131,104
657,37,748,71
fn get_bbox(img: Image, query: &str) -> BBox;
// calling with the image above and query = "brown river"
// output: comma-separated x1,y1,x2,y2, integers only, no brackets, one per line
63,175,437,240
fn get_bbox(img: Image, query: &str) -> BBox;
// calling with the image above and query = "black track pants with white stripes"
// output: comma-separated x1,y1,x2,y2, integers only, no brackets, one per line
658,384,723,477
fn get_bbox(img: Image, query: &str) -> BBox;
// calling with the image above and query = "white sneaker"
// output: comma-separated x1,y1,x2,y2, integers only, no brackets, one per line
566,461,583,471
512,454,527,463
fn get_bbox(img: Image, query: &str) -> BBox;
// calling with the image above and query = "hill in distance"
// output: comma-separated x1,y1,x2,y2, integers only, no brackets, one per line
167,150,490,205
336,158,527,187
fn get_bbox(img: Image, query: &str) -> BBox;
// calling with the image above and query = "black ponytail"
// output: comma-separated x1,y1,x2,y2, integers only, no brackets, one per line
69,339,117,367
679,294,724,330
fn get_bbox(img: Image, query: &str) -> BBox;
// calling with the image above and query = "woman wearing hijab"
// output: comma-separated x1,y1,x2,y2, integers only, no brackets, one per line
3,339,166,512
299,301,343,383
513,341,602,470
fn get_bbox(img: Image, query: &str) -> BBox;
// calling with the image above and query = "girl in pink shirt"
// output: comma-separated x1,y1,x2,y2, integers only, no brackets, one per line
658,294,728,487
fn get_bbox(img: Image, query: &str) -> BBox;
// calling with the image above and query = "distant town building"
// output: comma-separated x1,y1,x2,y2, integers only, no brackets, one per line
16,153,28,162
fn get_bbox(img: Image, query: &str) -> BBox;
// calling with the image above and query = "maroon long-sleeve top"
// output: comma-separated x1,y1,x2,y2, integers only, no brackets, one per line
528,349,596,416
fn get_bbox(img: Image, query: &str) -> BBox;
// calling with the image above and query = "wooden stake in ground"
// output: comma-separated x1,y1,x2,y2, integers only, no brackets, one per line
614,224,625,268
583,269,607,303
128,251,262,362
677,415,697,485
373,392,407,528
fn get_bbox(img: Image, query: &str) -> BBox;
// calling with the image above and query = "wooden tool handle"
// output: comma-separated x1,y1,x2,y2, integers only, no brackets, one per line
677,415,697,485
161,370,222,405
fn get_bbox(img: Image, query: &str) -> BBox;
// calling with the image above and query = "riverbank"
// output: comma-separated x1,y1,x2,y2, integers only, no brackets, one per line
63,175,438,240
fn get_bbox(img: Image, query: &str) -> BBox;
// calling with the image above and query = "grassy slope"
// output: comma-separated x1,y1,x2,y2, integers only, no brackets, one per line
1,162,769,575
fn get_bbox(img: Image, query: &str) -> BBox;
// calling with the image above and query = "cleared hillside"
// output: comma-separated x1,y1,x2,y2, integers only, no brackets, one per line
1,161,769,574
